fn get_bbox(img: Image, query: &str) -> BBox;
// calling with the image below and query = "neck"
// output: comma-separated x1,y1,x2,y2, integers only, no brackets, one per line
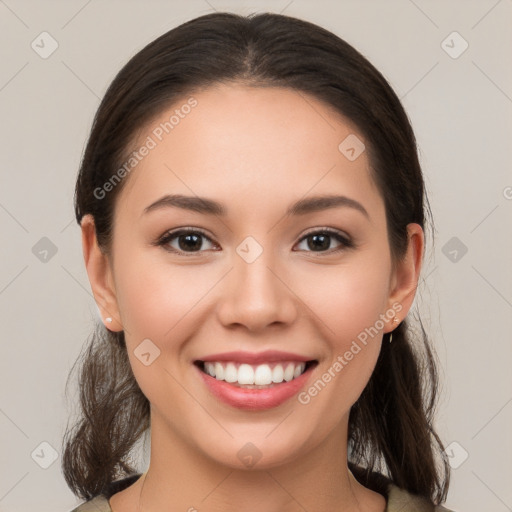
133,409,386,512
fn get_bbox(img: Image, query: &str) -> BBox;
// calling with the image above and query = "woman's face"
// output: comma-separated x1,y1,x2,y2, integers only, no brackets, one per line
83,83,423,470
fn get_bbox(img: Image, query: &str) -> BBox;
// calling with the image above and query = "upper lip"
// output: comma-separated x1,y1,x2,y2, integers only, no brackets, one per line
196,350,317,365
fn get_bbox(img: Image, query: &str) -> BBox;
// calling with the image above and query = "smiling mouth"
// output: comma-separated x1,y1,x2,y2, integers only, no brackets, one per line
194,360,318,388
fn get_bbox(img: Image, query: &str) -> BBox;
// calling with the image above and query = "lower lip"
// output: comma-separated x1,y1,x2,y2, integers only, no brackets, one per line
195,363,316,411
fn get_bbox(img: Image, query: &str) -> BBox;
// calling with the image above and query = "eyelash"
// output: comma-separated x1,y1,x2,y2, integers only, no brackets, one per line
154,227,355,257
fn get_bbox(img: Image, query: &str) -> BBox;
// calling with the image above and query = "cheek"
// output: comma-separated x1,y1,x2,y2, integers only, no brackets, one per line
115,252,211,339
299,257,391,345
113,255,207,404
293,259,390,408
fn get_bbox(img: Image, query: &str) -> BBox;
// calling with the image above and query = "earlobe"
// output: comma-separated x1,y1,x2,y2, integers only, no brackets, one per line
384,223,424,334
81,214,123,332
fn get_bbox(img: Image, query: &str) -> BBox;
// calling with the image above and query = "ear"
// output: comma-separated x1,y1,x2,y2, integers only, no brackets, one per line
383,222,424,333
81,214,123,331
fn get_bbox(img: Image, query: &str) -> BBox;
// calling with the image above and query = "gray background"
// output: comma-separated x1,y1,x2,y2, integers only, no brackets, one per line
0,1,511,511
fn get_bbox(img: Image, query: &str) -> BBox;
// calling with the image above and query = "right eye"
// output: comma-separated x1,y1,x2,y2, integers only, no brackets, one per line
156,228,219,256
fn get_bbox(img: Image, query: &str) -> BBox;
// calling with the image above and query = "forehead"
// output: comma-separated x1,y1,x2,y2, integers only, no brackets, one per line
116,83,384,224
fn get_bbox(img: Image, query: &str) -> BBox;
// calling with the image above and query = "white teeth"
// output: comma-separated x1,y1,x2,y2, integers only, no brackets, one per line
238,364,254,384
293,364,303,379
272,364,284,383
224,362,238,383
202,361,307,386
284,363,295,382
206,362,215,377
214,362,224,381
254,364,273,385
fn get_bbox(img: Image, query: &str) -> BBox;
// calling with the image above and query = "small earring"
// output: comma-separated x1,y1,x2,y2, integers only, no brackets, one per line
389,317,400,343
105,317,112,323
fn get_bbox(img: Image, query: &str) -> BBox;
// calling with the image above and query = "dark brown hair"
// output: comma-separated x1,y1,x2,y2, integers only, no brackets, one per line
62,11,450,505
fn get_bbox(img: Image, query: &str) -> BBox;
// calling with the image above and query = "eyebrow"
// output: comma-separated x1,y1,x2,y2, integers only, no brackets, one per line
142,193,370,220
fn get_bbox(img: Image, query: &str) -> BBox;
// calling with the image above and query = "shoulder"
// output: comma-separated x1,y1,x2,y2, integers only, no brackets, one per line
68,473,143,512
69,495,110,512
385,483,456,512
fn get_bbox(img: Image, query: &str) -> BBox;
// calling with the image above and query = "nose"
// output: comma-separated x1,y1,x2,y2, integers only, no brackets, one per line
216,247,298,332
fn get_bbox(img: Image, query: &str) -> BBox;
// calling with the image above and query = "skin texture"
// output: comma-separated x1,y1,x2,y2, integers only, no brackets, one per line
81,83,424,512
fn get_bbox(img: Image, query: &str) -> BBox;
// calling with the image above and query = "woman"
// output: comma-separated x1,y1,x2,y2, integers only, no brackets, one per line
63,11,454,512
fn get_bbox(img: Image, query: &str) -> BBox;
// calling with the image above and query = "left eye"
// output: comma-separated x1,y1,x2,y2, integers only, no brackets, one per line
295,229,353,254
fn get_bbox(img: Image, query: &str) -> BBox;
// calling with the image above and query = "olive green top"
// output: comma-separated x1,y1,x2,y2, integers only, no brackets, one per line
69,474,455,512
